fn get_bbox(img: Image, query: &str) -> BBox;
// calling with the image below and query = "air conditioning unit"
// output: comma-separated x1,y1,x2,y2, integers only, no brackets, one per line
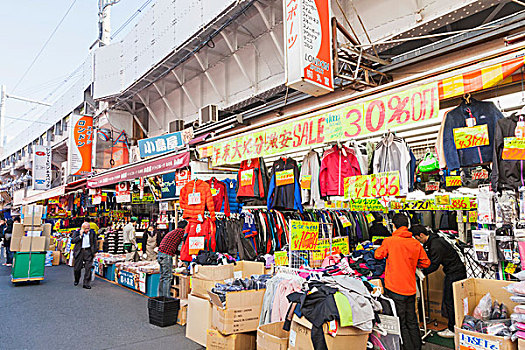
169,120,185,133
199,105,218,125
61,161,68,185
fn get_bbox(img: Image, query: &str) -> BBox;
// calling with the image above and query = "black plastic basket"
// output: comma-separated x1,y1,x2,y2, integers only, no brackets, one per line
148,297,180,327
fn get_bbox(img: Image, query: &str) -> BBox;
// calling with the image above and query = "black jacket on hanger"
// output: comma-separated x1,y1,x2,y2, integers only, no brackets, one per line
492,112,524,191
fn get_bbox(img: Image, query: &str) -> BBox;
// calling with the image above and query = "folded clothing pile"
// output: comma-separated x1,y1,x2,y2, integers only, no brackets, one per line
211,274,271,305
461,292,510,337
504,281,525,341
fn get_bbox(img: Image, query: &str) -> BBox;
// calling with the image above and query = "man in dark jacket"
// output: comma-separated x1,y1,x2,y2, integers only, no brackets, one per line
71,222,98,289
412,225,467,338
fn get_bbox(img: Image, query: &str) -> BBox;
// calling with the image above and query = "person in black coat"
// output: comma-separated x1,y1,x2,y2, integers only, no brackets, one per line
412,225,466,338
71,222,98,289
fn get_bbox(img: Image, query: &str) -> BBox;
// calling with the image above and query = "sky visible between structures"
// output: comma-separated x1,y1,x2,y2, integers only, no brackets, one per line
0,0,152,145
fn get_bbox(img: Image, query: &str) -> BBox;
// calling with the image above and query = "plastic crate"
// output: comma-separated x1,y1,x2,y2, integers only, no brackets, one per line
148,297,180,327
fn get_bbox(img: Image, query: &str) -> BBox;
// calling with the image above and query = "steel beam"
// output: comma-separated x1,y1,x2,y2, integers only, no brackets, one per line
137,92,163,131
152,82,179,120
171,70,199,110
194,53,225,102
219,31,255,89
253,2,284,61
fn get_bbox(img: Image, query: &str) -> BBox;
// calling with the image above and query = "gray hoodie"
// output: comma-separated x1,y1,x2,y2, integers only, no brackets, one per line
300,150,324,208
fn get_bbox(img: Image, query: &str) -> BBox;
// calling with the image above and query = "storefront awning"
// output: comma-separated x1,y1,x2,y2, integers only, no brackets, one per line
22,185,66,205
65,178,87,192
87,151,190,188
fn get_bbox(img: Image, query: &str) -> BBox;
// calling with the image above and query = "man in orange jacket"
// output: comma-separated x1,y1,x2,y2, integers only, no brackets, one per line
375,213,430,350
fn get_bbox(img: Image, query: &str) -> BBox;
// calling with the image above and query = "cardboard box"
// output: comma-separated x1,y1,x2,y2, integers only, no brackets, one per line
209,289,265,335
519,338,525,350
191,277,223,299
22,215,42,227
194,264,234,280
233,261,265,279
206,329,256,350
20,236,46,252
177,300,188,326
288,316,370,350
23,204,44,218
257,322,289,350
453,278,517,350
51,251,60,265
186,294,213,346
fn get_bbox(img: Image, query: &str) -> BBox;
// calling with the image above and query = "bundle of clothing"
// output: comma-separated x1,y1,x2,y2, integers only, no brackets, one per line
259,274,304,325
461,292,510,338
188,251,236,271
212,274,271,305
283,276,381,350
505,281,525,341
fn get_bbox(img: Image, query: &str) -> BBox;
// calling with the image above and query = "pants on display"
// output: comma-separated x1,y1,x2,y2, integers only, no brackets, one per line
157,251,173,297
386,289,421,350
443,272,467,331
74,248,94,287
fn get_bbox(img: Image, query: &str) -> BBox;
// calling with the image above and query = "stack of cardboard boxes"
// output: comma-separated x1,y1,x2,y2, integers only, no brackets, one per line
10,205,51,253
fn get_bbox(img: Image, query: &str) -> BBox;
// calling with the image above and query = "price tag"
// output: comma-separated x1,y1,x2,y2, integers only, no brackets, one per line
274,251,289,266
435,195,450,206
339,215,351,228
366,213,375,223
446,176,462,187
505,262,517,274
188,192,201,205
290,220,319,250
344,171,400,198
300,175,312,190
188,236,205,255
276,169,294,186
502,137,525,160
211,188,218,196
240,169,254,186
471,168,488,180
453,124,489,149
425,182,439,192
516,121,525,138
468,211,477,223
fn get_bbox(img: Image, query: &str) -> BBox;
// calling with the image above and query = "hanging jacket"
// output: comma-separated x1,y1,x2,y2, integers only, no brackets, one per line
221,179,243,213
180,219,216,261
267,157,303,212
300,151,324,208
206,177,230,216
179,179,216,222
443,98,503,170
373,134,411,195
236,158,270,205
374,226,430,296
320,145,361,197
492,113,524,191
435,111,449,169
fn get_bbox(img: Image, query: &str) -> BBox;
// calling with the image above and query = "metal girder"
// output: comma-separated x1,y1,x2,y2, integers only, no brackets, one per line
121,102,148,137
171,70,199,110
152,82,179,120
194,52,225,102
482,2,507,25
137,92,163,131
253,2,284,62
219,31,255,89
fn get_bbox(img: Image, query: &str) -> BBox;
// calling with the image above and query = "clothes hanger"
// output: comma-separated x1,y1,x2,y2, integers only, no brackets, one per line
462,93,472,105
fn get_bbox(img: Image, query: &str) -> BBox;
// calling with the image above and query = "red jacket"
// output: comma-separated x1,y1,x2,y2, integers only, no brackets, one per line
206,178,230,216
236,158,269,202
180,219,215,261
375,226,431,296
179,179,216,222
320,146,361,197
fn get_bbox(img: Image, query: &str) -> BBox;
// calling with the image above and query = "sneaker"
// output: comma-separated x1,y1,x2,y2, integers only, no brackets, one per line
6,264,12,267
437,329,455,338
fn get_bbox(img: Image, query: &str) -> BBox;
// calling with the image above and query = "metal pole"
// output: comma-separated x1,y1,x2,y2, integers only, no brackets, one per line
0,85,6,150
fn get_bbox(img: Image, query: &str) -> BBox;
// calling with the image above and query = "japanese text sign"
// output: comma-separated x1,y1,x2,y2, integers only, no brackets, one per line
344,171,400,199
138,128,193,158
502,137,525,160
207,83,439,166
68,115,93,175
290,220,319,250
453,124,489,149
274,251,289,266
276,169,294,186
283,0,333,96
312,237,350,260
33,145,52,190
446,176,462,187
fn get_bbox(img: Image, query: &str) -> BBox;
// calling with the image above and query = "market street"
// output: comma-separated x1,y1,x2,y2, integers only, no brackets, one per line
0,263,202,350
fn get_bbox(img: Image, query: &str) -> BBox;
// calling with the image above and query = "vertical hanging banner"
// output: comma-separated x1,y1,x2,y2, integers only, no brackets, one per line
115,182,131,203
68,115,93,176
283,0,333,97
33,145,52,190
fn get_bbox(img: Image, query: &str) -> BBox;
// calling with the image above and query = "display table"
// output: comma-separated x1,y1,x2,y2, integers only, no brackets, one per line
115,268,160,297
11,252,46,284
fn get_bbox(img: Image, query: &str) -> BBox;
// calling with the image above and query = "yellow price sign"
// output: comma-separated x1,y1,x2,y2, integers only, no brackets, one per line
446,176,462,187
276,169,294,186
453,124,489,149
312,238,350,260
344,171,400,198
274,251,289,266
502,137,525,160
300,175,312,190
290,220,319,251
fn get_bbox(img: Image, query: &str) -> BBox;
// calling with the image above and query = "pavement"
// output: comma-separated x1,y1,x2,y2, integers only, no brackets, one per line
0,252,451,350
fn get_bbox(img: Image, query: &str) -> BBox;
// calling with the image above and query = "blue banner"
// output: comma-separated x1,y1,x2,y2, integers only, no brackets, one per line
161,172,177,199
138,130,189,158
118,270,137,290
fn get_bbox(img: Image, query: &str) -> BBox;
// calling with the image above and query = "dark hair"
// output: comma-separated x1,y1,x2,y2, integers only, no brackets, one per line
13,217,21,223
411,224,429,237
392,213,409,229
178,220,188,229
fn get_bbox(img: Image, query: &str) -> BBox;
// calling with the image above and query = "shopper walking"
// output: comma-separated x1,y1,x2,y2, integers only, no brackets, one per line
375,214,430,350
412,224,467,338
157,221,187,297
3,217,18,266
123,217,138,261
0,219,6,263
71,222,98,289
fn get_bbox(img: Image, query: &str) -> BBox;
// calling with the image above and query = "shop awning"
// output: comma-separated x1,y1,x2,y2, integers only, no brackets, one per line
87,151,190,188
22,185,66,205
65,178,87,192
